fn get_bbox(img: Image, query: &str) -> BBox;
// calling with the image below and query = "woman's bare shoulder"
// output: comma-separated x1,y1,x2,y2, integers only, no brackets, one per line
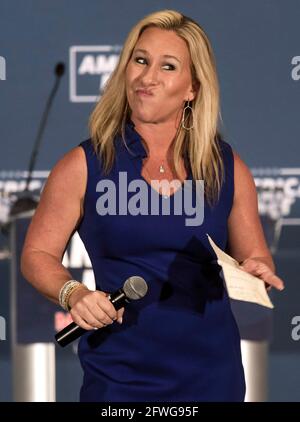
231,149,256,198
44,146,87,200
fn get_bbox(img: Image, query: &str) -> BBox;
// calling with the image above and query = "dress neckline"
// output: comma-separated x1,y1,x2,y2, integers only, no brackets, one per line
123,122,192,199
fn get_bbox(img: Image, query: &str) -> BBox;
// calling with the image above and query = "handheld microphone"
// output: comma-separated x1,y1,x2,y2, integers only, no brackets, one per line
55,276,148,347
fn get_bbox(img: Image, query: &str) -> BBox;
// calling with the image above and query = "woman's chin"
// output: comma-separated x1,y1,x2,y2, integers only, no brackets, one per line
132,113,158,125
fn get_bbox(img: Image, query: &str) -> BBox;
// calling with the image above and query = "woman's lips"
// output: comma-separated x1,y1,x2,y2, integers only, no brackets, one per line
135,89,154,97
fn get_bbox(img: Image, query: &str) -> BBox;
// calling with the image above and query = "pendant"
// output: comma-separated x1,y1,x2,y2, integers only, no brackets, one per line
159,164,165,173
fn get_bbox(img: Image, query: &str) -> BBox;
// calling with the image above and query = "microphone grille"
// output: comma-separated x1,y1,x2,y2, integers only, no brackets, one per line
123,276,148,300
55,62,65,77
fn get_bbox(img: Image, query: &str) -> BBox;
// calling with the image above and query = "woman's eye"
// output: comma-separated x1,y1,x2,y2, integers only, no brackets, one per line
162,63,176,71
134,57,147,65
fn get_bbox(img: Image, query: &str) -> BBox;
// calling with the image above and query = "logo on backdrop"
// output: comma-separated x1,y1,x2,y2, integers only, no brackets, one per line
0,56,6,80
252,167,300,252
291,56,300,81
69,45,121,102
0,170,48,225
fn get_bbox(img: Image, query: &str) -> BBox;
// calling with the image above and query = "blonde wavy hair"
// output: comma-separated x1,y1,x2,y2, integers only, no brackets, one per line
89,9,224,205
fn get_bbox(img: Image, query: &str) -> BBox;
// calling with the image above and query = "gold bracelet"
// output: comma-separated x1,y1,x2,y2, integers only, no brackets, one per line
59,280,87,311
65,283,87,311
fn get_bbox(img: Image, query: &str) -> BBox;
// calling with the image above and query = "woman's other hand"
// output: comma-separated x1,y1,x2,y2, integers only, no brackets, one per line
240,257,285,291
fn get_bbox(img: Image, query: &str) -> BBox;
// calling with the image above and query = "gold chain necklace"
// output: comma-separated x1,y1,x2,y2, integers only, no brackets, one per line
143,157,169,178
140,138,167,175
142,159,173,198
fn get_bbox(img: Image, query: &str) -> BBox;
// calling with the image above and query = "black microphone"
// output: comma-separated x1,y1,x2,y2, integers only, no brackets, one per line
55,62,65,77
55,276,148,347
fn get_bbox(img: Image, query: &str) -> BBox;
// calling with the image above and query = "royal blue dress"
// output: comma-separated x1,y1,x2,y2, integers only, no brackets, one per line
77,122,245,402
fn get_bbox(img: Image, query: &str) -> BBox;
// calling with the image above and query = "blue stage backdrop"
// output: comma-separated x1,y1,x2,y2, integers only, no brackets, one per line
0,0,300,402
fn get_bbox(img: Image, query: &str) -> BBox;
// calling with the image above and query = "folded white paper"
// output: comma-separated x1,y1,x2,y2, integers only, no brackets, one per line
207,234,274,309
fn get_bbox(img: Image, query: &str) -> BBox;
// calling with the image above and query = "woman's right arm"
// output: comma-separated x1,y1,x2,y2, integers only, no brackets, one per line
21,146,123,330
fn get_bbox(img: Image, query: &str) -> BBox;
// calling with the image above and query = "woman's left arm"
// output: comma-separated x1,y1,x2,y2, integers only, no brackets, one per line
227,151,284,291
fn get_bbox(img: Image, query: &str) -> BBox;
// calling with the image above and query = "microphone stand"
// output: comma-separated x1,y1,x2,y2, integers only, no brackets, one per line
7,62,65,402
10,62,65,216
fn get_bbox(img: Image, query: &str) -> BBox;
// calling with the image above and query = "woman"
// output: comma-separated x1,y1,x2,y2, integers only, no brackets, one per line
21,10,284,401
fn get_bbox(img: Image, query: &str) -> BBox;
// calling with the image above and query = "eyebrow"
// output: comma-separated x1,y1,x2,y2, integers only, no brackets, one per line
133,49,181,64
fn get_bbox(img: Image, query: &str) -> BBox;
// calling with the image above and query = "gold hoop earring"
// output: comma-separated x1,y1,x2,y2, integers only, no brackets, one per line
181,100,194,130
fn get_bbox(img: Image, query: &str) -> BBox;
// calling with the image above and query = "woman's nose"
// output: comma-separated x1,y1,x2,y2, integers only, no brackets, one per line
140,64,159,86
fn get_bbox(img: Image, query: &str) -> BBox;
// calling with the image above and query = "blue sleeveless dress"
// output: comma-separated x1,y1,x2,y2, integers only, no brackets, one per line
77,122,245,402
